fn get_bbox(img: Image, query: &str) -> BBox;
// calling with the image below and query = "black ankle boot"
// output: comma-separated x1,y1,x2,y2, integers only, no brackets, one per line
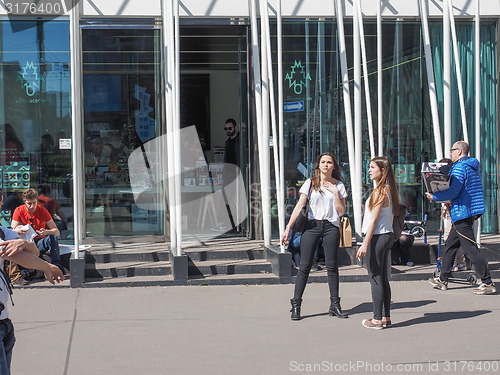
329,297,349,318
290,298,302,320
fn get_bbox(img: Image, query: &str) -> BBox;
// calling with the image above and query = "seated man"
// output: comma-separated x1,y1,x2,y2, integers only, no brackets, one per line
11,188,64,273
0,224,64,374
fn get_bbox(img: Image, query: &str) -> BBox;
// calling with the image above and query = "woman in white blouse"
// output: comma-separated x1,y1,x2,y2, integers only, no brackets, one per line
281,152,348,320
356,156,401,330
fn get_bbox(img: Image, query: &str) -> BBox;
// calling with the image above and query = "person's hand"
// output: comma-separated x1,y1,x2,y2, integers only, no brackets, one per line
43,264,64,285
425,192,434,202
0,239,26,258
13,226,27,235
356,243,368,259
281,227,291,245
36,228,46,236
322,180,338,195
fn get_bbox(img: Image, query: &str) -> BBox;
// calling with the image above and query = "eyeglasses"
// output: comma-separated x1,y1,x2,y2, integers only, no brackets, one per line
450,148,460,153
224,127,234,131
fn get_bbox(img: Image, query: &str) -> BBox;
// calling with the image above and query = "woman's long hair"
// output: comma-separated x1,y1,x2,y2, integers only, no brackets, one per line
311,152,342,192
368,156,401,215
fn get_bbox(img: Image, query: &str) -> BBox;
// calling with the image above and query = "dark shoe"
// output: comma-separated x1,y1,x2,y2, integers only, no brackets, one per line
329,297,349,318
290,298,302,320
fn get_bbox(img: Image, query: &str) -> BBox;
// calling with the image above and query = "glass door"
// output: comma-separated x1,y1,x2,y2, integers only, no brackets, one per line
81,22,164,237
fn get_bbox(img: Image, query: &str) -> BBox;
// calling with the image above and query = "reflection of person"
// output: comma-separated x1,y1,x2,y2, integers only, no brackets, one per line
223,118,239,167
11,189,64,273
0,225,63,373
281,152,349,320
0,124,23,165
37,184,68,231
357,157,401,330
426,141,496,295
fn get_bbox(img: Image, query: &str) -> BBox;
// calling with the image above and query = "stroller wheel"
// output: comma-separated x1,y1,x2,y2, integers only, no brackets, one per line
433,269,441,278
467,274,477,285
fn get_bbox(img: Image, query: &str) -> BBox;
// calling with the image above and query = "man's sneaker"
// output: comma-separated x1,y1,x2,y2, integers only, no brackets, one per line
428,277,448,290
12,277,29,286
472,283,496,295
362,319,383,330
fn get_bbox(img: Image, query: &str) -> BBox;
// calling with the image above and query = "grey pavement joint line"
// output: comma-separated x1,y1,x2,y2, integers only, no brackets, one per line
63,289,80,375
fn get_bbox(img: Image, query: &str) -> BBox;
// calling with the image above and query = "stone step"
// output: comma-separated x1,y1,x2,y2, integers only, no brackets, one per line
86,251,170,264
85,260,171,279
185,248,265,261
188,259,272,276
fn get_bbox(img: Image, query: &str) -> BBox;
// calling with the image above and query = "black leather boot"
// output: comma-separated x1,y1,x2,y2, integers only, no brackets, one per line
290,298,302,320
329,297,349,318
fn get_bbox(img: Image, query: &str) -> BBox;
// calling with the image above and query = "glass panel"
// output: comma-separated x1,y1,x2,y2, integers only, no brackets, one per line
82,28,163,237
271,21,341,234
0,20,72,239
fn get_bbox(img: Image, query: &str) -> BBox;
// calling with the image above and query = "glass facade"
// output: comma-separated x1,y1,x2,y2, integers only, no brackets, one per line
0,20,72,238
272,20,497,236
0,15,497,244
82,26,164,237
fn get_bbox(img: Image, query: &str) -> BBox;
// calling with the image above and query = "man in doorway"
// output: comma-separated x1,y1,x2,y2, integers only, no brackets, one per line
223,118,240,167
426,141,496,295
11,188,64,274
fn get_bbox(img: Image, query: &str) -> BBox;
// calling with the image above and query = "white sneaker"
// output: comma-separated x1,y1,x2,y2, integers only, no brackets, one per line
472,283,496,295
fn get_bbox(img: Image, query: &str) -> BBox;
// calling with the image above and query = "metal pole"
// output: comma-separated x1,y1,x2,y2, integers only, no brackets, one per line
262,0,284,249
353,0,363,241
419,0,444,161
335,0,360,241
174,0,182,254
377,0,383,156
162,0,177,251
259,0,272,246
70,0,82,258
443,0,452,154
447,0,469,143
249,0,265,243
278,0,285,252
475,0,481,244
355,0,375,159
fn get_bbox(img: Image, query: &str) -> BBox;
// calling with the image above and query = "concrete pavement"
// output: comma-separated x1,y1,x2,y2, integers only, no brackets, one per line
9,280,500,375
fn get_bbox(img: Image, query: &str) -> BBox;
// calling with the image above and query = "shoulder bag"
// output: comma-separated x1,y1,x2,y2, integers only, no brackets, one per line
339,215,352,247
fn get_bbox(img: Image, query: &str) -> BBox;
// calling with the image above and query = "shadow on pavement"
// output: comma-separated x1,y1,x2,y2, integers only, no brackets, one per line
392,310,491,328
348,299,438,315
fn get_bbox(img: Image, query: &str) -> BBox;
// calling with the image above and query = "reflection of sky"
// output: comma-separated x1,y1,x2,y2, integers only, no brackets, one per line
1,20,70,93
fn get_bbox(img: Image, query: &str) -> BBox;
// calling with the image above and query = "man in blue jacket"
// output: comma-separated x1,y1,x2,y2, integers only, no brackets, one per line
426,141,495,295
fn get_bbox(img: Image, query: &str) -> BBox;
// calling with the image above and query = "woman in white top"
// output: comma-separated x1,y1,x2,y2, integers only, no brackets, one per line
281,152,348,320
357,156,401,329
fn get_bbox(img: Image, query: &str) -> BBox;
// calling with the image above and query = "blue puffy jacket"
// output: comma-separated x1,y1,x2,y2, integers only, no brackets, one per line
432,156,485,223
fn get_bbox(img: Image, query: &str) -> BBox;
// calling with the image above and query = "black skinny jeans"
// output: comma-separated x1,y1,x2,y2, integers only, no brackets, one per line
367,233,394,321
441,216,492,284
293,220,341,301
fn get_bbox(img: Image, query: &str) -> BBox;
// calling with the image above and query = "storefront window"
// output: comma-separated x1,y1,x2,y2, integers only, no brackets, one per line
272,20,497,236
82,26,163,237
0,20,72,238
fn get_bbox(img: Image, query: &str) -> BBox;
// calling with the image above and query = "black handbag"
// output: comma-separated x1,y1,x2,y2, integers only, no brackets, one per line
292,179,313,233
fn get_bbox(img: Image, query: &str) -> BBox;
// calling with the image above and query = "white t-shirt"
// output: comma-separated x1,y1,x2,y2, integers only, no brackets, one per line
0,227,21,320
299,178,348,227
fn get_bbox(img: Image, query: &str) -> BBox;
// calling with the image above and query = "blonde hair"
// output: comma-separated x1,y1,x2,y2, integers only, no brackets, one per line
368,157,401,215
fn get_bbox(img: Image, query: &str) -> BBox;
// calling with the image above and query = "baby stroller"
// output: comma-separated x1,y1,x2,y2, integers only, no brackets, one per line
433,216,477,285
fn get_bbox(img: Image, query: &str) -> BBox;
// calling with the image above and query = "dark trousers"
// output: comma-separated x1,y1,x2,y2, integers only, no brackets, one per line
0,318,15,375
293,220,340,300
441,217,492,284
367,233,394,321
